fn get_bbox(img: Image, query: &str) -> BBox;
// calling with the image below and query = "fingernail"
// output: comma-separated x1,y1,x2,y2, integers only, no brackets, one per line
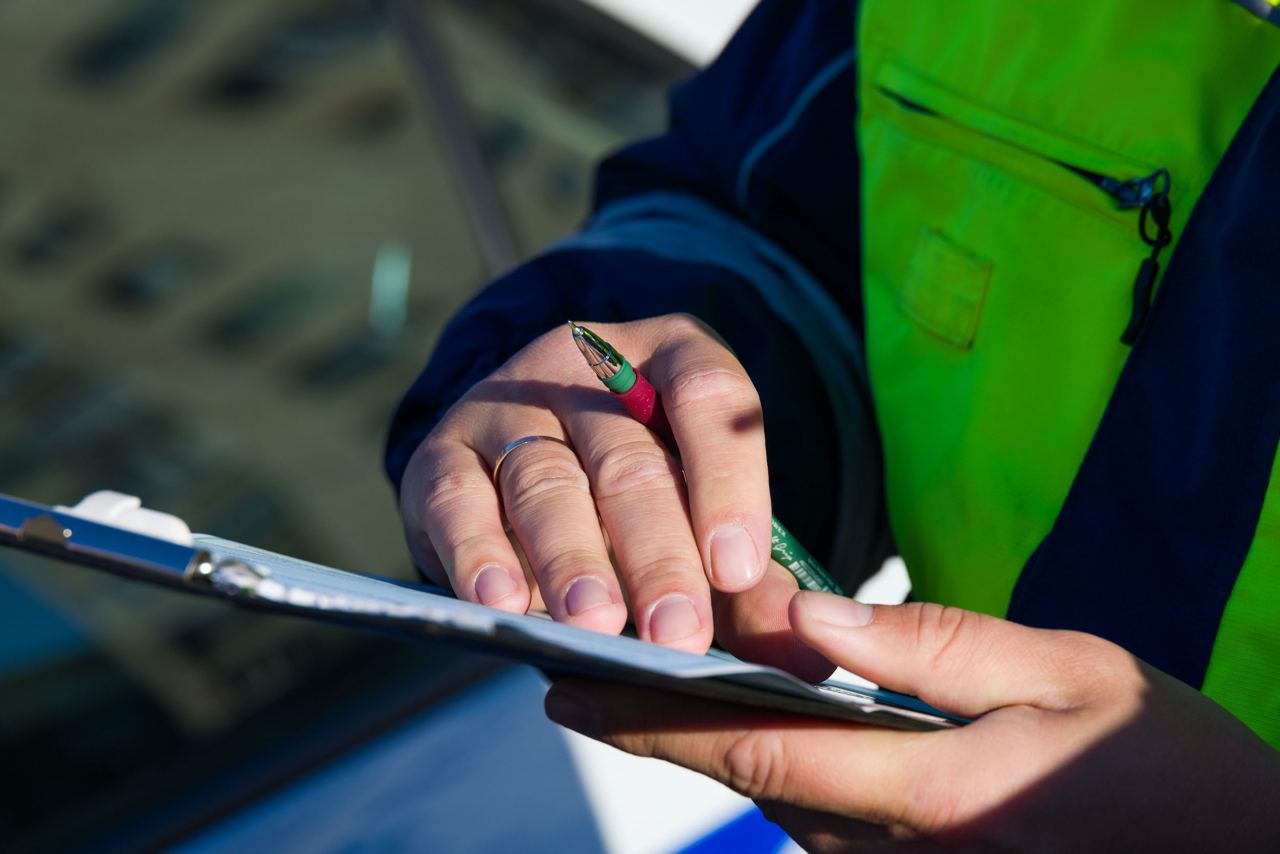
565,576,612,616
545,686,598,734
802,592,875,627
648,594,701,644
709,524,762,589
474,564,518,605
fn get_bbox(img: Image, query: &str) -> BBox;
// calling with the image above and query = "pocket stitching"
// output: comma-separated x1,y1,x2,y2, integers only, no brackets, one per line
896,228,993,350
874,59,1156,181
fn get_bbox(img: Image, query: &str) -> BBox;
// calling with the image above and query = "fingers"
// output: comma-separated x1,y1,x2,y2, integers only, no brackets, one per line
402,314,778,654
644,319,772,594
557,387,713,651
544,678,928,826
490,431,629,634
711,561,836,682
789,594,1111,716
402,438,530,613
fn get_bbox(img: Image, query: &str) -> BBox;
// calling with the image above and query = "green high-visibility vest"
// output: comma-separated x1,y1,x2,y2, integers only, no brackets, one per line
857,1,1280,745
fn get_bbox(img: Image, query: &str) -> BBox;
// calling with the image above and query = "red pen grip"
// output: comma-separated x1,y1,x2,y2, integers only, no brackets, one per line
616,370,675,448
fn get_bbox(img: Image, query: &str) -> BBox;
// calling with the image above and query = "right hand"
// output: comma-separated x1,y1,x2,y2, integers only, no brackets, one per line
398,314,835,679
547,596,1280,852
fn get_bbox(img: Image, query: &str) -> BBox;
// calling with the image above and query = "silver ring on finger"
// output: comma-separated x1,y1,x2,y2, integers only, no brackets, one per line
491,435,573,487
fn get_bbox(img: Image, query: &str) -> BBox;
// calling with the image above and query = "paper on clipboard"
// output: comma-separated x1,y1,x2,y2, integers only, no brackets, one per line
0,492,965,731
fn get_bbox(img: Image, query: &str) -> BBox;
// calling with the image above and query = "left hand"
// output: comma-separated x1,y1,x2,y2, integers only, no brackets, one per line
398,316,832,679
546,594,1280,852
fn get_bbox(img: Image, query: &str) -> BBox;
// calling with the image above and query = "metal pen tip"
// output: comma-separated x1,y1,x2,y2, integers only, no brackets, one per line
568,321,622,379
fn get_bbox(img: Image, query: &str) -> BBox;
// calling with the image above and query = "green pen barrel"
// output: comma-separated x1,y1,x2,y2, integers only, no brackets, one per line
770,518,846,595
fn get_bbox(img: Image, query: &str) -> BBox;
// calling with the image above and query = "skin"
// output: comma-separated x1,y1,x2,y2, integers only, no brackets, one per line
401,315,1280,846
546,594,1280,852
400,314,833,678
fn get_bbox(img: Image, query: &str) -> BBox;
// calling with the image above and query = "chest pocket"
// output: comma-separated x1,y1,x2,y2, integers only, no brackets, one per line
859,57,1181,614
875,59,1177,349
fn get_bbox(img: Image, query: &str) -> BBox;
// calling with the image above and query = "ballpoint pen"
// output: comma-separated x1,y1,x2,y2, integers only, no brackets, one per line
569,321,845,595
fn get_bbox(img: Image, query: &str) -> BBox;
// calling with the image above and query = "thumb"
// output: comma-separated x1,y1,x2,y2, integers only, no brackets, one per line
790,593,1082,717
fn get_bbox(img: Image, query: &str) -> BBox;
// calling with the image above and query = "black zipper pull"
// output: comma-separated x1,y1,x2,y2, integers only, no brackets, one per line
1121,170,1172,346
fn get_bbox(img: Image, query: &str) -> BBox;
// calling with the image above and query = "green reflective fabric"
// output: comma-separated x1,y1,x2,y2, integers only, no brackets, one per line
1232,0,1280,26
1203,452,1280,744
856,1,1280,744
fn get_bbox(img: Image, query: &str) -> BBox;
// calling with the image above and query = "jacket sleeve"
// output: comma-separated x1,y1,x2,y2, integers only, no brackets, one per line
385,0,890,584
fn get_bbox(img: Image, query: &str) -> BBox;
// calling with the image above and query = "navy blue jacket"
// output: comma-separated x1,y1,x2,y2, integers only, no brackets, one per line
387,0,1280,681
386,0,889,584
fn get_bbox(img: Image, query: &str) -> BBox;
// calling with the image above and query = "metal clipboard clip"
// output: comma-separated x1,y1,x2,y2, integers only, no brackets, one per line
0,490,231,588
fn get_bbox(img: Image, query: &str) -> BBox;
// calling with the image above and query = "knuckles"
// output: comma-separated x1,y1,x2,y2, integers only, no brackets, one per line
417,465,493,517
897,602,1145,710
590,439,679,501
665,364,760,415
905,603,988,680
1045,631,1145,707
531,548,611,584
501,447,592,512
722,729,793,802
660,312,713,341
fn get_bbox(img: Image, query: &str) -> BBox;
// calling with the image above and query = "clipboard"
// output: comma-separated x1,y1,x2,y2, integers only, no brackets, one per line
0,491,966,731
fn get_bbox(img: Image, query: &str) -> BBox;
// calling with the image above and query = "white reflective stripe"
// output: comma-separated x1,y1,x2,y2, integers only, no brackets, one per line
549,191,889,587
559,727,752,854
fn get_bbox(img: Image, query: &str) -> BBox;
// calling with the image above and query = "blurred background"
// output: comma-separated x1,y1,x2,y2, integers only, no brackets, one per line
0,1,783,851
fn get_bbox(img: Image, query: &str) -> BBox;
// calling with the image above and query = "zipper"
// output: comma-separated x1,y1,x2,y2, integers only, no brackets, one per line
1120,170,1172,345
880,89,1173,345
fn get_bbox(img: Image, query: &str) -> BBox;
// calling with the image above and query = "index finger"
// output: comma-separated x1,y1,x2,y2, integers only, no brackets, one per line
646,320,772,595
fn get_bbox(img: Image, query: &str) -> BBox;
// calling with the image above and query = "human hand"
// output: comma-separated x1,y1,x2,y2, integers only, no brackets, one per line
399,314,833,678
546,594,1280,852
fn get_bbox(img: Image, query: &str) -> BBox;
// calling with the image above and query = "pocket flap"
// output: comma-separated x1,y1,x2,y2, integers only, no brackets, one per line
875,59,1155,183
898,228,992,349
